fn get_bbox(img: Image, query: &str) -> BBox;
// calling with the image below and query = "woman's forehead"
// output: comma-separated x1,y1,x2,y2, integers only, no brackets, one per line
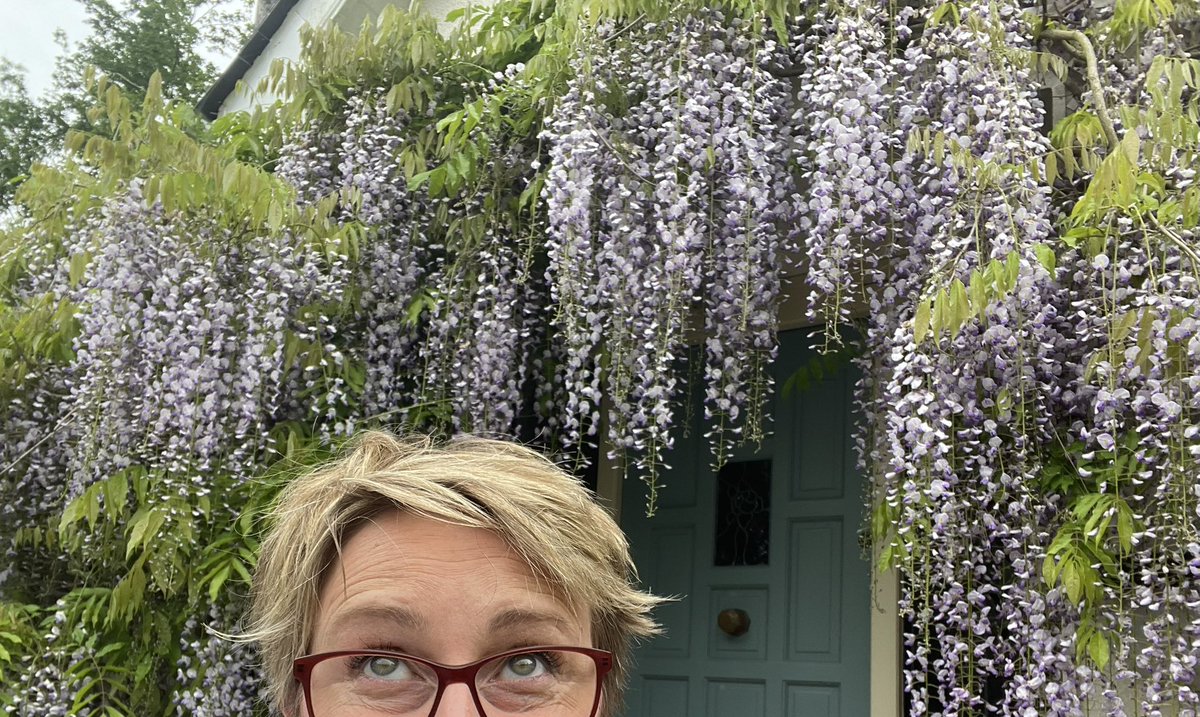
325,509,544,591
311,509,590,653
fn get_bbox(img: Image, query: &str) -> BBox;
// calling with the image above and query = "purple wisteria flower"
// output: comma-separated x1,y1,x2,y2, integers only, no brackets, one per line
173,604,265,717
541,11,797,503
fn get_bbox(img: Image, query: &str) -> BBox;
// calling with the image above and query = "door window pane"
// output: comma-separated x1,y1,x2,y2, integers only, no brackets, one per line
714,459,771,566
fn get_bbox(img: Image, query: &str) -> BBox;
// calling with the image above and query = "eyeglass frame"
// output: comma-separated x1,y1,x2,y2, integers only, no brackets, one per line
293,645,614,717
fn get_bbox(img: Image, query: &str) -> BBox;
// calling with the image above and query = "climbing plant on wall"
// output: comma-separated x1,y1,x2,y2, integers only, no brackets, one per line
0,0,1197,714
812,2,1200,713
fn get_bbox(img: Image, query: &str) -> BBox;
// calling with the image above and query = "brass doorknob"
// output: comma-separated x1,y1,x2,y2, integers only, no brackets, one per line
717,608,750,637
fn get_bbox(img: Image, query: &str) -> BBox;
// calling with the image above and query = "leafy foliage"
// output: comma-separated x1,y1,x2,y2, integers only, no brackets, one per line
0,61,51,209
830,0,1200,713
0,0,1198,714
0,0,252,209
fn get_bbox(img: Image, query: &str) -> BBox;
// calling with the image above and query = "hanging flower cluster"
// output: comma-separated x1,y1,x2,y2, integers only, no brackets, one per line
796,0,1200,713
277,80,548,438
542,11,797,501
423,233,542,434
880,4,1081,712
1053,116,1200,716
794,2,902,342
173,605,264,717
61,190,347,494
0,182,352,557
4,604,85,716
276,91,427,435
0,178,349,715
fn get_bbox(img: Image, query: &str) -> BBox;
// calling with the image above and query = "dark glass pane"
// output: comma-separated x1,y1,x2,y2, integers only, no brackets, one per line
1038,86,1055,136
714,459,771,566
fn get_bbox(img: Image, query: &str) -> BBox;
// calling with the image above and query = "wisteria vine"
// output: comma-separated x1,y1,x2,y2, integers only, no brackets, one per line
1,0,1198,714
794,0,1200,714
542,11,797,499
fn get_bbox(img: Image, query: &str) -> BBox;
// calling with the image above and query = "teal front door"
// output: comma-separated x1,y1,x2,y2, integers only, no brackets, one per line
619,329,871,716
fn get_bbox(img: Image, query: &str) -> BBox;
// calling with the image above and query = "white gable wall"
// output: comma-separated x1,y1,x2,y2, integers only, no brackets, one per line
216,0,468,116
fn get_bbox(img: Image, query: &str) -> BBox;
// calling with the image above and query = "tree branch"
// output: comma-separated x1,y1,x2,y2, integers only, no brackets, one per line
768,64,803,78
1039,28,1120,150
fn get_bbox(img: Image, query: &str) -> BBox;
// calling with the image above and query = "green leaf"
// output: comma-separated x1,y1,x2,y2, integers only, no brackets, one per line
995,387,1013,417
1044,150,1059,185
268,199,284,231
108,564,146,624
1063,560,1083,603
519,173,545,212
103,472,128,521
231,556,253,583
125,507,166,561
914,297,931,344
968,269,987,317
949,278,969,338
929,1,961,26
208,563,232,602
407,170,432,191
59,493,86,535
1073,492,1106,522
428,166,445,196
405,292,431,326
1043,554,1062,586
85,485,100,529
932,287,948,340
1004,251,1020,293
94,642,124,660
1048,527,1075,555
1111,310,1138,344
68,252,90,287
222,162,239,193
1116,503,1134,553
1088,631,1110,668
1033,244,1056,274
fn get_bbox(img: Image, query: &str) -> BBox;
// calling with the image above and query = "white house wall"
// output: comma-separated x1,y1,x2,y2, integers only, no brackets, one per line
216,0,470,116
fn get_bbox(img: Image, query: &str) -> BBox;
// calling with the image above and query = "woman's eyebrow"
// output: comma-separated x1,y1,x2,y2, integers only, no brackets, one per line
487,607,571,635
328,604,426,633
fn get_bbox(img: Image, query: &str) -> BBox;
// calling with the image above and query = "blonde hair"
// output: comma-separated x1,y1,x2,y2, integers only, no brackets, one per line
246,431,661,715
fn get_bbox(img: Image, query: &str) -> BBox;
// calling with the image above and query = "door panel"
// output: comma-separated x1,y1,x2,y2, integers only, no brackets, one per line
788,519,842,660
644,527,696,657
640,677,689,714
620,330,870,717
707,681,766,716
786,683,841,716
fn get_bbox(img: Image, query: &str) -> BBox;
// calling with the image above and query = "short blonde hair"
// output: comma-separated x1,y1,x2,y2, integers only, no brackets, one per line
246,431,661,715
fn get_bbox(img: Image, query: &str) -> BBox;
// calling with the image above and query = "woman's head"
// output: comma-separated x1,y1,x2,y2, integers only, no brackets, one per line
247,431,661,716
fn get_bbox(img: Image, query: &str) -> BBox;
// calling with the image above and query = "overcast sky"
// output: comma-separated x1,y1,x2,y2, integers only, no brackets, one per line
1,0,91,98
1,0,243,100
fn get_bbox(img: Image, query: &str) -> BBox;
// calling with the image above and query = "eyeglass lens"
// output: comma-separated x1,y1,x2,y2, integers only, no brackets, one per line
306,649,600,716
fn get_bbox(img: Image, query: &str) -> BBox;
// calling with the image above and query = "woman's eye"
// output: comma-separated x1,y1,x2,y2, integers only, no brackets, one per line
500,654,548,680
361,655,413,680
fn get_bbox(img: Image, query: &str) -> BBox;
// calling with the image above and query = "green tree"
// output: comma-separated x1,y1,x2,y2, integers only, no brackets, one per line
0,60,50,208
0,0,252,208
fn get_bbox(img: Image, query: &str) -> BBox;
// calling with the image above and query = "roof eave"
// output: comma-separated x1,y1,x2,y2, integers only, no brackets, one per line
196,0,303,120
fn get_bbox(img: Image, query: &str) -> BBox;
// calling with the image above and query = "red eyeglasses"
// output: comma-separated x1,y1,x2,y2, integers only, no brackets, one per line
293,645,613,717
